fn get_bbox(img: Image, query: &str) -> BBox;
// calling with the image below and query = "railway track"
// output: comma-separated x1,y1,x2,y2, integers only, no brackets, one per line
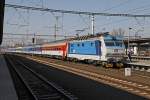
28,54,150,82
5,55,77,100
123,56,150,72
127,63,150,72
23,55,150,99
129,56,150,61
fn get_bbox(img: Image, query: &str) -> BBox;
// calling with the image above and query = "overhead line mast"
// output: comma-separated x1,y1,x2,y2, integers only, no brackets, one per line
5,4,150,35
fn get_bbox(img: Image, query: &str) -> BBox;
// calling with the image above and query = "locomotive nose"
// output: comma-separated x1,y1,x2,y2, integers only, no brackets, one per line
106,48,125,60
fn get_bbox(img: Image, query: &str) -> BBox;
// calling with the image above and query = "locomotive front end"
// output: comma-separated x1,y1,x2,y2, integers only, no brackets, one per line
104,35,125,68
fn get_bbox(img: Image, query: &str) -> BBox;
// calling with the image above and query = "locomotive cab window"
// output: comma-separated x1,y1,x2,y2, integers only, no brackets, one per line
105,42,115,46
115,41,122,47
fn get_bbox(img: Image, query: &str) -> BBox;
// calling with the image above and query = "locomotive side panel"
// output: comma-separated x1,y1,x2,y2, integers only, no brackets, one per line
68,40,101,61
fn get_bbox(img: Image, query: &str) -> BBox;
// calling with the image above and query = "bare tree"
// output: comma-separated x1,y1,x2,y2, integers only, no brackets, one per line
110,28,125,36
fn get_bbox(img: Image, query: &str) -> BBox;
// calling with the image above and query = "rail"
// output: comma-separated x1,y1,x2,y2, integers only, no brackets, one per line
124,55,150,61
6,55,77,100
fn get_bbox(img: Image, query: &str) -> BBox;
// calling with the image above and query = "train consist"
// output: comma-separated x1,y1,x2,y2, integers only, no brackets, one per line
8,32,126,68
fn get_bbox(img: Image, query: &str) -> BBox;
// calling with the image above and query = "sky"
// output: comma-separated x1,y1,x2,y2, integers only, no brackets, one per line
3,0,150,46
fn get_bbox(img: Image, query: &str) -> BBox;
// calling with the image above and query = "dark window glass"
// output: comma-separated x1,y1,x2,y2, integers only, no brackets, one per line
105,42,114,46
91,42,94,46
77,43,80,47
116,42,122,47
82,43,84,47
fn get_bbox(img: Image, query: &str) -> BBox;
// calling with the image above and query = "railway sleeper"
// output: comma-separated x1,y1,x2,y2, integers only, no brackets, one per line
38,93,61,99
130,64,150,72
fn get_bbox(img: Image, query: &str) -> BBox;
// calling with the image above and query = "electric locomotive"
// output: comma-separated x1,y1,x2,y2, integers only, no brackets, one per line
67,32,125,68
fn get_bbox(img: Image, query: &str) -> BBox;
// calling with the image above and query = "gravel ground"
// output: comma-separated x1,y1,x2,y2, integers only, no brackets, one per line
30,55,150,87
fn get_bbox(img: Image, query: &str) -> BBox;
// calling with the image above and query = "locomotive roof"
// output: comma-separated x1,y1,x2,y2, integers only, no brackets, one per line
66,32,109,41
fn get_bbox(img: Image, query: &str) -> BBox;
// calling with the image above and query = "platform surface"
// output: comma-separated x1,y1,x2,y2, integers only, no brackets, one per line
129,60,150,67
0,54,18,100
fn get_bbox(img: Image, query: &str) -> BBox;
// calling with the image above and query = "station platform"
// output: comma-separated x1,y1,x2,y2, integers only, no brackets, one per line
128,60,150,67
0,54,18,99
128,60,150,72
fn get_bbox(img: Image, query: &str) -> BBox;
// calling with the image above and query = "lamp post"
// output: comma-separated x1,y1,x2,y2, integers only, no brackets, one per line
135,29,143,39
128,27,132,51
91,14,95,35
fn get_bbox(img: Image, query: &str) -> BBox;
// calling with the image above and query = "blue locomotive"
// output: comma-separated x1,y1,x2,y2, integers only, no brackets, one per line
67,33,125,67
